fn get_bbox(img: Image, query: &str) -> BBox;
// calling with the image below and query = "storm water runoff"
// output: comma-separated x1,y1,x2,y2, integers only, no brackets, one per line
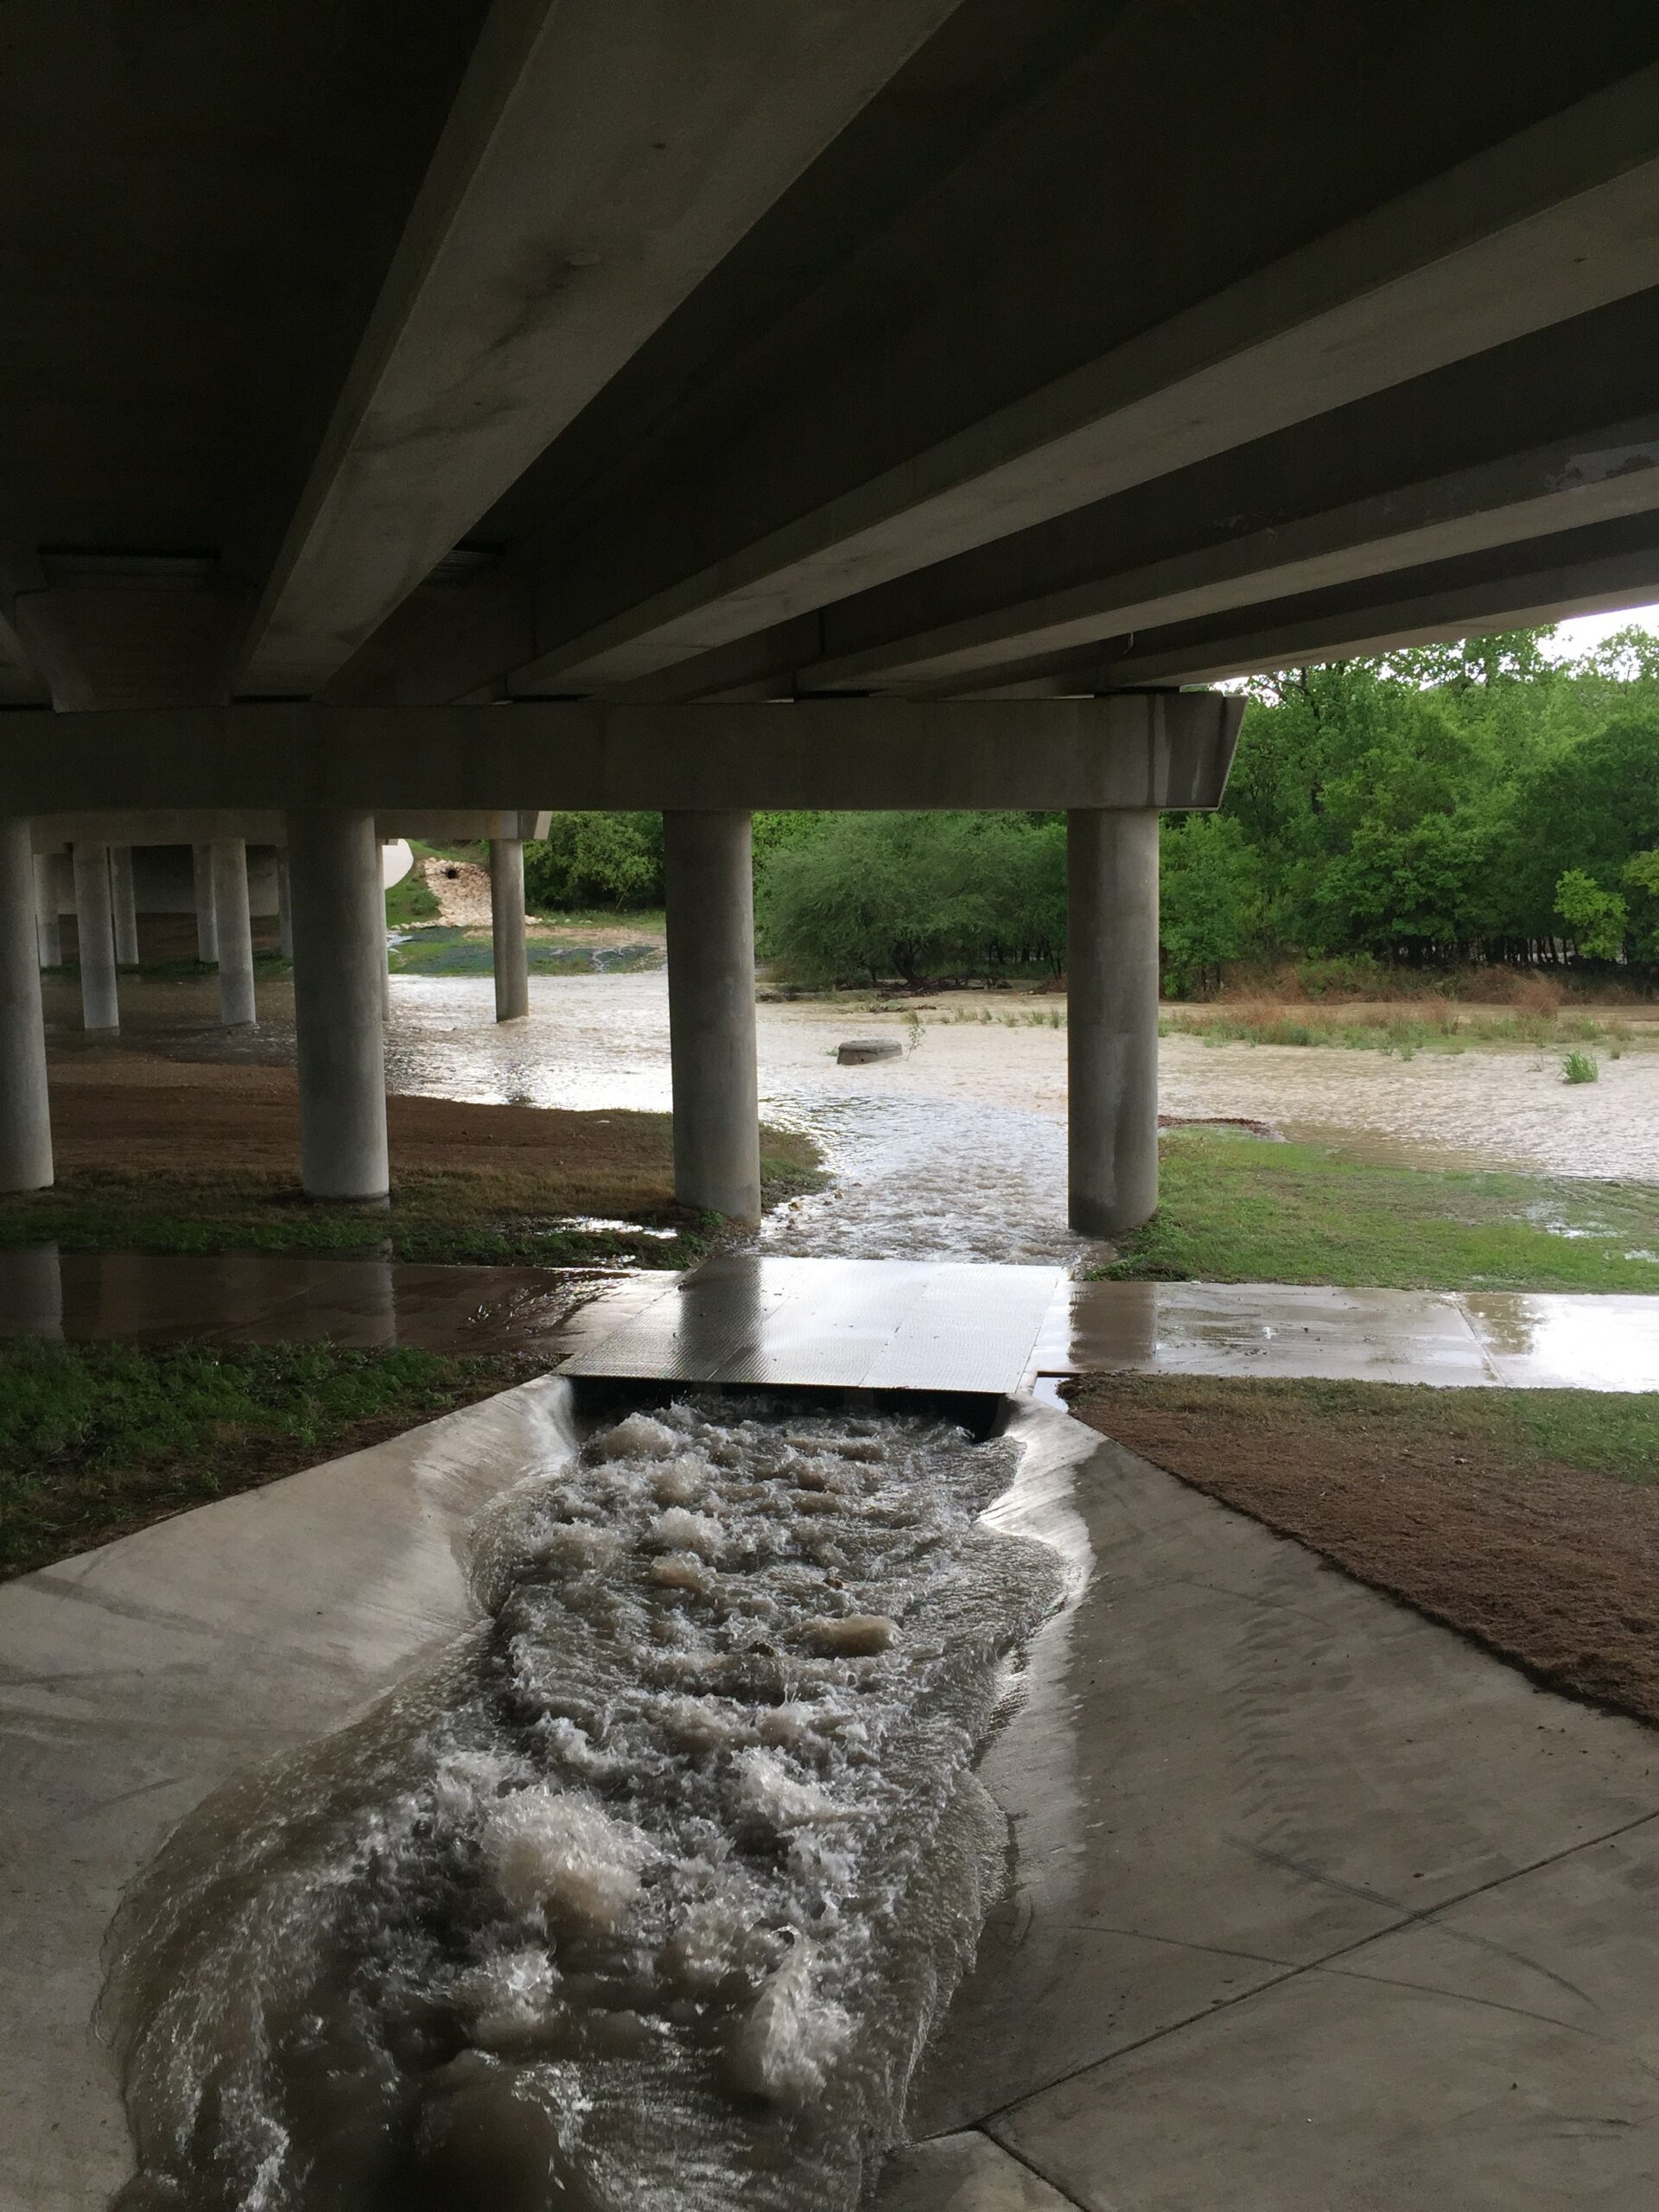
103,1395,1063,2209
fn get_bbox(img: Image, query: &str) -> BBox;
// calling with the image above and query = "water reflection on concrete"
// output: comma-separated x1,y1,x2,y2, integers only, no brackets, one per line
0,1249,666,1357
1031,1281,1659,1391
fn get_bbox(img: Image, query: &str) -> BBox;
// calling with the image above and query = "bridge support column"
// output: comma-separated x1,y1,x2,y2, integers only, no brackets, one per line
110,845,140,967
664,810,760,1223
33,854,60,968
72,839,119,1032
490,837,530,1021
1,819,53,1192
276,850,294,959
1068,807,1160,1237
288,810,389,1203
192,843,219,963
212,838,256,1026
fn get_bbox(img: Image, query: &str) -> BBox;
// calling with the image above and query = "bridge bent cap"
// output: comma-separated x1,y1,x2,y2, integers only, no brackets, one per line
0,696,1245,816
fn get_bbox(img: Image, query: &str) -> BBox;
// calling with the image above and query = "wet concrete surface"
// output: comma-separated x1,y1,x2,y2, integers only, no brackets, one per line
559,1253,1063,1394
904,1418,1659,2210
0,1372,582,2212
1031,1279,1659,1392
0,1247,662,1354
8,1362,1656,2210
7,1251,1657,1392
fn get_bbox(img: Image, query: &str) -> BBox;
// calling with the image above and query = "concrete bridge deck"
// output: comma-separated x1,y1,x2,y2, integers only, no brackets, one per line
3,1255,1656,2209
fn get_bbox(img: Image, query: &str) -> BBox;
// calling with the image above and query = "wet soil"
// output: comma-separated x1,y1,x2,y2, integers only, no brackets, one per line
1068,1374,1659,1729
47,1065,678,1185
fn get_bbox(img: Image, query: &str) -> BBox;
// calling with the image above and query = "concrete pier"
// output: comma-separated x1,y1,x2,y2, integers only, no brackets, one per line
1067,807,1160,1237
191,843,219,963
0,819,54,1192
664,810,760,1222
287,809,389,1202
276,850,293,959
490,836,529,1021
71,839,119,1032
109,844,140,967
32,853,60,968
211,837,256,1026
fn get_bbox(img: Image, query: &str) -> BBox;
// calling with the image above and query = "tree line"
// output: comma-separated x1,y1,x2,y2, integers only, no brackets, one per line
519,625,1659,995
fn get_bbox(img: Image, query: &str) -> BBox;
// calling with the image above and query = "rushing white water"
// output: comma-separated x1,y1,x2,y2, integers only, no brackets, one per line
104,1396,1062,2210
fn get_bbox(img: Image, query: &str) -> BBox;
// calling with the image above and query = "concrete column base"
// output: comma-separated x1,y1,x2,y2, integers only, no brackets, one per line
71,840,119,1033
288,809,390,1203
664,810,760,1223
1068,807,1160,1237
490,838,530,1021
0,819,54,1191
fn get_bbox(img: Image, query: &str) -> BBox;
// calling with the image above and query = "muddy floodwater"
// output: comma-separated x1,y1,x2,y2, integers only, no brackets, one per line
56,971,1659,1267
105,1395,1059,2212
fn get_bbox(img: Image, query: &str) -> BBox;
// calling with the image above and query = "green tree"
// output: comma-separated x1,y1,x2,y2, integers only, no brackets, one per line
1554,868,1628,961
1160,812,1261,996
524,813,664,910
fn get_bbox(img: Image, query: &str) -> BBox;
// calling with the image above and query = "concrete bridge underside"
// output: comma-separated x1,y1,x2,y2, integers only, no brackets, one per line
5,2,1659,1233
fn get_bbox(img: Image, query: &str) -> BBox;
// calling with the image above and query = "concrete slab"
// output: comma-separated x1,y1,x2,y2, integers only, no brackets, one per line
1462,1288,1659,1390
909,1429,1659,2164
1028,1279,1659,1391
0,1376,577,2212
991,1817,1659,2210
876,2131,1079,2209
560,1254,1065,1395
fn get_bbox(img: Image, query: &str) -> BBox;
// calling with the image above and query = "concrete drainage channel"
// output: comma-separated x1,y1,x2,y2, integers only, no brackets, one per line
98,1374,1088,2212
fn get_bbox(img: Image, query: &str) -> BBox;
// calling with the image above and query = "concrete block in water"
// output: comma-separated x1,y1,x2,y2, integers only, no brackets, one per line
837,1038,902,1065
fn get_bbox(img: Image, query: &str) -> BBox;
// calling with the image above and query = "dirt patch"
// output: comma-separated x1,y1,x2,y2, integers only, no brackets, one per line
1066,1373,1659,1729
47,1066,677,1185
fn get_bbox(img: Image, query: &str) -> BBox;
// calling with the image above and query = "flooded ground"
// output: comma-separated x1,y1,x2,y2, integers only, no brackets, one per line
43,970,1659,1269
104,1394,1060,2212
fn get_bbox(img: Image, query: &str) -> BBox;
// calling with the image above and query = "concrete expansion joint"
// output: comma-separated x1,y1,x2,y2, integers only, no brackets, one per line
973,1797,1659,2139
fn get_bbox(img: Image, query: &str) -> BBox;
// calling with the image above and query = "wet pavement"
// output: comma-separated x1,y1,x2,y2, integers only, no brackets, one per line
558,1253,1064,1394
1031,1278,1659,1392
0,1248,662,1355
8,1250,1659,1392
907,1415,1659,2210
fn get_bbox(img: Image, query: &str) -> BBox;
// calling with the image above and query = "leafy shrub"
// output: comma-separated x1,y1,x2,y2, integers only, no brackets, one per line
1561,1050,1599,1084
524,814,664,911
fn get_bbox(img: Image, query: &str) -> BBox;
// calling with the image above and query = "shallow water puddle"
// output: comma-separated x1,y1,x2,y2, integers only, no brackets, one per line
104,1397,1062,2210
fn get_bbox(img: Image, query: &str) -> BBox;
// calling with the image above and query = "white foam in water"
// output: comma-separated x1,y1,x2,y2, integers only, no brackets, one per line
102,1396,1062,2211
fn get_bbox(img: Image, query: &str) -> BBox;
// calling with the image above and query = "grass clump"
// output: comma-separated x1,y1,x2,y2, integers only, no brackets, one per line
1096,1130,1659,1291
388,927,661,977
1562,1049,1600,1084
0,1338,537,1578
385,867,441,928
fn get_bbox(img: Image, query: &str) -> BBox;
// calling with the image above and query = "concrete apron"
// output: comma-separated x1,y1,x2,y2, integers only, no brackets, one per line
0,1376,582,2212
4,1318,1658,2207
